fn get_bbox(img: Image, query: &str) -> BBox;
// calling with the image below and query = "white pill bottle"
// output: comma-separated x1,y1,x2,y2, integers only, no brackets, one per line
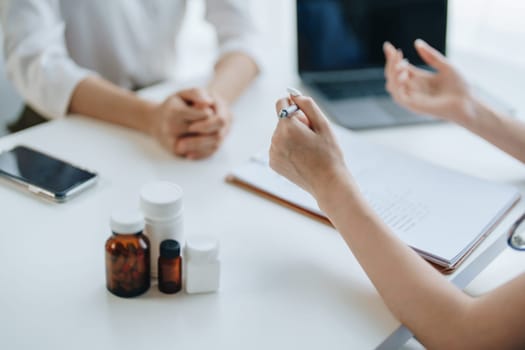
140,181,184,278
184,236,220,294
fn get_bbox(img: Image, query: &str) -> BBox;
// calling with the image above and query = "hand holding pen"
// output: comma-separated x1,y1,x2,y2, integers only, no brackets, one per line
279,87,303,118
277,87,313,129
272,87,348,196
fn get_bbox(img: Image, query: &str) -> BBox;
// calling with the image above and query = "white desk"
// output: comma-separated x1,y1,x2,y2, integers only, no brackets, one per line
1,73,525,350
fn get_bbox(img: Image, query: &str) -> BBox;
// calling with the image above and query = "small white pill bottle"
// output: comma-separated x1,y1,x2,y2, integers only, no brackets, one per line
140,181,184,278
184,236,220,294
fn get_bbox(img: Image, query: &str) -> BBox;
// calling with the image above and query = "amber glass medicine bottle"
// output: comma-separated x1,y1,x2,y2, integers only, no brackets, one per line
105,209,151,298
158,239,182,294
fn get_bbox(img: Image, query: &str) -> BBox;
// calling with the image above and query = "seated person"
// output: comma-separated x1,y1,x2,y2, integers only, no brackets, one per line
0,0,260,159
270,39,525,348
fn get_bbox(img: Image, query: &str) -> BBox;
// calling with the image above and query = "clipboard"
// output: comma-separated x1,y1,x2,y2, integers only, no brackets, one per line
227,174,519,274
225,131,521,275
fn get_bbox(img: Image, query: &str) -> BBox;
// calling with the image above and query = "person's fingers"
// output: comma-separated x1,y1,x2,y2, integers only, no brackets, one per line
160,135,177,155
176,88,214,108
394,49,404,75
165,95,213,122
388,81,403,103
404,63,434,79
276,96,312,127
187,116,226,134
392,84,439,117
391,87,418,114
387,66,409,96
387,74,402,96
389,56,436,95
274,111,314,150
398,63,437,96
275,97,292,115
289,112,314,133
383,41,395,78
184,137,224,159
384,43,407,97
289,95,330,133
404,71,429,94
214,98,229,119
388,68,418,107
397,70,409,84
384,41,401,81
180,105,213,123
414,39,449,71
394,58,409,71
158,110,190,138
397,48,404,60
175,134,220,155
292,110,311,127
185,147,218,160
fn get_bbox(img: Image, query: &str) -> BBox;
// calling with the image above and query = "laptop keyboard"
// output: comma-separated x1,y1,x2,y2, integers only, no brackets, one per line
313,80,388,100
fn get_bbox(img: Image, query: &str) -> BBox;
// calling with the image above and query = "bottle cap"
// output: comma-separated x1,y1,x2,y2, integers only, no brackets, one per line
160,239,181,258
140,181,183,220
185,236,219,262
110,209,145,234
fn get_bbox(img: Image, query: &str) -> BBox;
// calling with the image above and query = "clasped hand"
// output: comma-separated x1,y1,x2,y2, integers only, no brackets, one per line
151,88,232,160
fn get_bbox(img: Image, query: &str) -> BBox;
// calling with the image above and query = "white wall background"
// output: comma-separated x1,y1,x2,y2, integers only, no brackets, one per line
2,0,525,134
450,0,525,67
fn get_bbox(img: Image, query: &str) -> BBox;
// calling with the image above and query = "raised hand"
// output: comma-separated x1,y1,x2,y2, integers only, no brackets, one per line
384,39,474,125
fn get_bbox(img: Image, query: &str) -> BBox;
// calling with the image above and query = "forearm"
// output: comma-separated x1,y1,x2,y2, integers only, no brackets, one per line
69,76,157,134
272,85,525,348
207,52,259,104
317,179,474,348
460,98,525,163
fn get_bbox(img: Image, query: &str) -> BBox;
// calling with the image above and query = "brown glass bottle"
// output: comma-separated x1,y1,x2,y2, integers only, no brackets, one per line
158,239,182,294
105,210,151,298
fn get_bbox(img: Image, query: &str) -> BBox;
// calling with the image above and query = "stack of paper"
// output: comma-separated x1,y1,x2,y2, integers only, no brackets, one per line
228,129,520,272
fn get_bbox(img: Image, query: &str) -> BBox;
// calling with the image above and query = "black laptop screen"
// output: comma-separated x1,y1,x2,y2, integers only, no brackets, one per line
297,0,447,73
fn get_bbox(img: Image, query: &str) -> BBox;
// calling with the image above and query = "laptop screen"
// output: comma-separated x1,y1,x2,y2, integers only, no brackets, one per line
297,0,447,73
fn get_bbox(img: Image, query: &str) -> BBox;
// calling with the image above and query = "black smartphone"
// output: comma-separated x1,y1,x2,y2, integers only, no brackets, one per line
0,145,98,202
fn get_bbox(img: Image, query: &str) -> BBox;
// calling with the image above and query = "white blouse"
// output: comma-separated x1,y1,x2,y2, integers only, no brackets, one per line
0,0,260,119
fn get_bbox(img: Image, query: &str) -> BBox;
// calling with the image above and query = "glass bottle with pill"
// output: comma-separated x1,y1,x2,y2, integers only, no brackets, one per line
105,209,151,298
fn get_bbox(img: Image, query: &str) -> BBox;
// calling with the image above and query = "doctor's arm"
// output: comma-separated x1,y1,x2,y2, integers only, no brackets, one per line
384,40,525,163
270,95,525,349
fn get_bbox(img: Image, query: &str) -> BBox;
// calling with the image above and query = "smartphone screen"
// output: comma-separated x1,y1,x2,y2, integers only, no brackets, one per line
0,145,97,200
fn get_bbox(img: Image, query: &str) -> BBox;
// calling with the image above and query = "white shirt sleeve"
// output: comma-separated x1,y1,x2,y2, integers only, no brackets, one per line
204,0,263,70
0,0,95,119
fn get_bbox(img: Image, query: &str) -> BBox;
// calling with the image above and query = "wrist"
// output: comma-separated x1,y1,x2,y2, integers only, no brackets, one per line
206,86,229,106
454,93,481,128
462,98,505,140
207,71,239,106
135,98,159,135
313,167,359,213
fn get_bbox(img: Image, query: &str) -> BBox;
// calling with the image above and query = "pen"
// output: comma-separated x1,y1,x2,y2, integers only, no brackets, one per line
279,104,299,119
278,87,303,119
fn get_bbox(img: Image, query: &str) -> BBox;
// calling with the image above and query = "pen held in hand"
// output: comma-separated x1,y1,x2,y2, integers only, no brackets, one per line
278,87,303,119
279,104,300,119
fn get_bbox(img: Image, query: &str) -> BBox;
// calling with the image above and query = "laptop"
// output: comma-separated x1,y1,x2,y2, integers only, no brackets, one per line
296,0,448,129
